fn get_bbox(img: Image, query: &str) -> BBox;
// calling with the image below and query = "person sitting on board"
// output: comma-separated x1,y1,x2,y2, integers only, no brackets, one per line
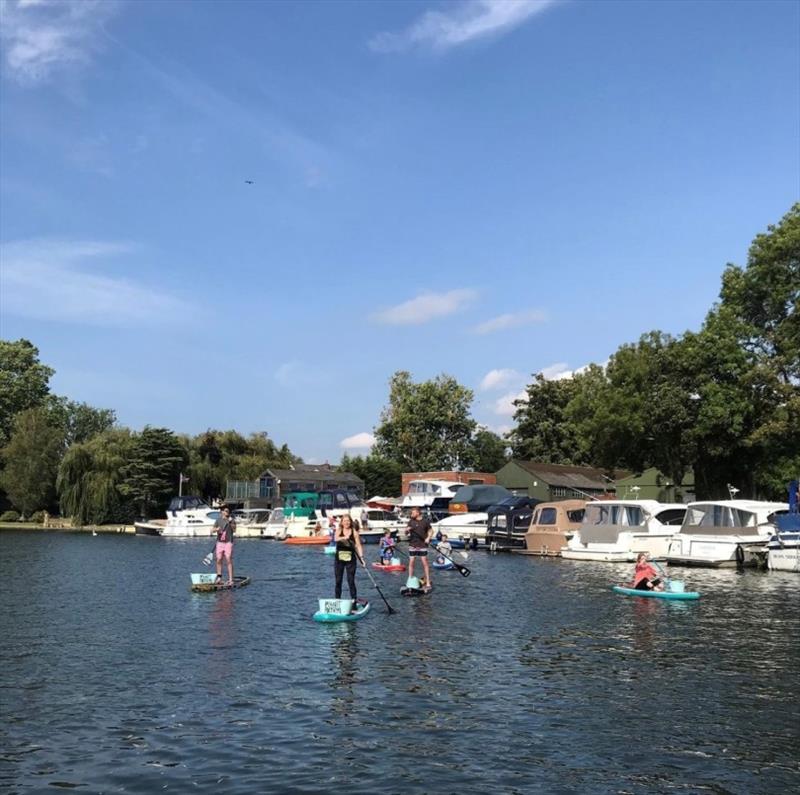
334,514,365,611
213,505,236,586
632,552,664,591
435,534,452,565
379,529,396,564
406,506,433,590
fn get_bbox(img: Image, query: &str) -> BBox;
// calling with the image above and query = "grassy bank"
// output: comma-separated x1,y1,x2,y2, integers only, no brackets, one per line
0,522,136,534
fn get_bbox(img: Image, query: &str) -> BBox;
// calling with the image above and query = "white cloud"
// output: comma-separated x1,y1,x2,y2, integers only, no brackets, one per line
0,239,190,326
494,389,527,417
340,432,376,450
539,362,572,380
0,0,121,84
371,289,477,326
370,0,557,53
473,308,547,335
274,361,306,388
479,368,521,391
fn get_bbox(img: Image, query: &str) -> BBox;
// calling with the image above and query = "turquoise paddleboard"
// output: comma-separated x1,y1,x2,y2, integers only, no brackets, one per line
313,598,371,622
612,585,700,601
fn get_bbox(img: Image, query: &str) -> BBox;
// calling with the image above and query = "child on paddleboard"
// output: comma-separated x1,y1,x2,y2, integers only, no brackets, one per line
435,533,452,565
379,529,396,565
632,552,664,591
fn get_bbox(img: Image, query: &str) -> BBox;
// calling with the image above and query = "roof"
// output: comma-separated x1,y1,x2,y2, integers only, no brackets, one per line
264,468,364,485
510,460,628,490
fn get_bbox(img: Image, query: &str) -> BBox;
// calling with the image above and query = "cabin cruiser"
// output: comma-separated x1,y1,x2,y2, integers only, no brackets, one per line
666,500,788,567
134,496,219,537
562,500,686,562
523,500,586,556
233,508,272,538
361,509,405,544
486,497,541,550
429,512,489,548
401,480,466,510
767,480,799,572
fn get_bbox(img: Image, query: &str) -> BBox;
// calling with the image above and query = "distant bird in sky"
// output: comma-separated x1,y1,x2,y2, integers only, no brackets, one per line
245,180,254,184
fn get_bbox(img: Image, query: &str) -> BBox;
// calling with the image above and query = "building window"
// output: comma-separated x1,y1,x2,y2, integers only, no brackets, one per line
259,477,274,498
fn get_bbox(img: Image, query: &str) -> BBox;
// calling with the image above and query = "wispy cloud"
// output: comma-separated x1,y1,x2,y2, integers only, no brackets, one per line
0,238,190,326
274,361,307,388
370,0,557,54
0,0,121,84
340,432,376,450
371,289,477,326
539,359,608,380
480,368,522,391
494,389,527,417
473,308,547,335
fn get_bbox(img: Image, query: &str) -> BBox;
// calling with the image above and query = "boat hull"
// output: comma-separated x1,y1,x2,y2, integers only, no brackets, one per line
767,534,800,572
612,585,699,601
666,536,769,568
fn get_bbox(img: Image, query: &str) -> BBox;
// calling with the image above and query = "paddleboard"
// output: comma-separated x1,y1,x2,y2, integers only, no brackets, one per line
313,598,371,622
285,536,330,545
371,561,406,572
612,585,700,601
433,560,455,570
323,545,336,555
190,573,251,592
401,586,432,597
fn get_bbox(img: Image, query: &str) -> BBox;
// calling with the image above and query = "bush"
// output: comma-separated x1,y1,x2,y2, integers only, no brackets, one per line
29,510,46,525
0,510,20,522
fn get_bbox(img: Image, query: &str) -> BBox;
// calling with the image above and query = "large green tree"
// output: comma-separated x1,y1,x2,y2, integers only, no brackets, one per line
120,427,188,517
465,428,509,473
57,428,136,525
0,407,64,516
374,371,476,470
509,374,585,465
0,339,54,446
340,453,403,497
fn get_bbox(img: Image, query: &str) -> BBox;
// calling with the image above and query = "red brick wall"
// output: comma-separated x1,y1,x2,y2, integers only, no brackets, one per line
401,471,497,496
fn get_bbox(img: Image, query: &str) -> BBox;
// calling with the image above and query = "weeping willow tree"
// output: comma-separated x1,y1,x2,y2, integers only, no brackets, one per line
57,428,136,525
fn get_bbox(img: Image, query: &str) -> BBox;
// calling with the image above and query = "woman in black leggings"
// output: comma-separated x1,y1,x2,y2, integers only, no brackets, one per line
334,514,364,605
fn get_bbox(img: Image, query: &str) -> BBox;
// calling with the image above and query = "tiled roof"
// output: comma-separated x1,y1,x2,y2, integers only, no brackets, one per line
511,460,628,490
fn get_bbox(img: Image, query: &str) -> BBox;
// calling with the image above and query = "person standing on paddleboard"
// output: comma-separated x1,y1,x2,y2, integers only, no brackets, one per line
334,514,365,610
213,505,236,586
406,507,433,590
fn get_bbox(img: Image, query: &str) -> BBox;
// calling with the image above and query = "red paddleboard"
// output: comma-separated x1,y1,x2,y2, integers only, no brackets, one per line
371,562,406,572
284,536,330,545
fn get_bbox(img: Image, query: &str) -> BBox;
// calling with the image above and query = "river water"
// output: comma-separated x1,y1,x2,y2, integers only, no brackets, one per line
1,531,798,794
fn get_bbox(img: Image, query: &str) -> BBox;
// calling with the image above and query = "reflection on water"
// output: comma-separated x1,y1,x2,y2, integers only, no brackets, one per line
1,531,798,793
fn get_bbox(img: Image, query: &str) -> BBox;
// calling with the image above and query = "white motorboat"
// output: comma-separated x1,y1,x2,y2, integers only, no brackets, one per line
767,481,800,572
233,508,272,538
361,509,405,543
429,512,489,548
561,500,686,562
259,508,312,540
666,500,788,567
134,496,219,538
400,480,466,510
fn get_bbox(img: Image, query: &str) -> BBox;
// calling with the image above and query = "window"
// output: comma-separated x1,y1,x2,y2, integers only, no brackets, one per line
431,485,441,495
346,493,365,506
538,507,557,525
335,492,348,507
566,509,585,523
259,477,274,498
655,509,686,526
318,493,333,509
624,506,644,526
449,484,463,493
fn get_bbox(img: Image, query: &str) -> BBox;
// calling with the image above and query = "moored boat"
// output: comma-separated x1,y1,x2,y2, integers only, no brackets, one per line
767,480,800,573
562,500,686,562
666,500,787,568
522,499,586,557
430,512,489,548
135,496,219,538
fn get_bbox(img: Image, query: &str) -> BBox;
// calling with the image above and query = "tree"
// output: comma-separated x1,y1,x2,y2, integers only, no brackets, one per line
340,453,403,496
0,339,53,446
48,398,117,446
509,374,585,465
0,407,64,516
119,427,188,518
57,428,136,525
374,371,476,471
465,428,509,473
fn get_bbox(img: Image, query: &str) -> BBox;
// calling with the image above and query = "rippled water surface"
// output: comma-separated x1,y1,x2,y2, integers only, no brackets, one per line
1,531,798,793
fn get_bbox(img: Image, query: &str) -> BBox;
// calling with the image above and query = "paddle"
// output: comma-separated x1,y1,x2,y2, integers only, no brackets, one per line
651,559,683,592
202,541,216,566
357,553,396,615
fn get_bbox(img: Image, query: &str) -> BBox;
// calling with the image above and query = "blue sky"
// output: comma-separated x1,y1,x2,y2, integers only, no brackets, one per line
1,0,798,463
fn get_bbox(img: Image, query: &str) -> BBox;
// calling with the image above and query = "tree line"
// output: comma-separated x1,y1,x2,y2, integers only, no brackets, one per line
1,205,796,521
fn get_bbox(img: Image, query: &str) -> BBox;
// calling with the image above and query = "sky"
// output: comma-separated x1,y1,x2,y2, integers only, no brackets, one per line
0,0,798,464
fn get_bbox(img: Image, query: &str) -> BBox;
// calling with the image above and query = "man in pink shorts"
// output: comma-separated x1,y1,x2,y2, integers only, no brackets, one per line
213,505,236,585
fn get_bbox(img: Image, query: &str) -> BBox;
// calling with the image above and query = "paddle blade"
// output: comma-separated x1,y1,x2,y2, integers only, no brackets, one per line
457,565,471,577
202,553,213,566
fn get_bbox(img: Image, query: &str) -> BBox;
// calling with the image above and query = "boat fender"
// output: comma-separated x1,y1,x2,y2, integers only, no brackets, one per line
735,544,745,566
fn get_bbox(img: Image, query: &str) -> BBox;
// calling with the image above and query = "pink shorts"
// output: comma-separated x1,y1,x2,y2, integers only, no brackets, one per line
215,541,233,560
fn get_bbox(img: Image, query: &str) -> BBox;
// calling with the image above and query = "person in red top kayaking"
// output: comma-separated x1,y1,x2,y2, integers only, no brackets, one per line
632,552,664,591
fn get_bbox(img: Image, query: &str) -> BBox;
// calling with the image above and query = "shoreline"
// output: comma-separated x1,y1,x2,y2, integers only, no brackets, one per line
0,522,136,534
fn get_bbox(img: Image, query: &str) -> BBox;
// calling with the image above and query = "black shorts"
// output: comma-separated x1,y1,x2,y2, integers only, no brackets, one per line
409,547,428,557
634,577,661,590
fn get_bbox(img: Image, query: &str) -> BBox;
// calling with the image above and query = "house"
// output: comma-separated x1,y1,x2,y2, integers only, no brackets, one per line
614,467,695,503
495,460,626,501
225,463,365,509
401,470,496,495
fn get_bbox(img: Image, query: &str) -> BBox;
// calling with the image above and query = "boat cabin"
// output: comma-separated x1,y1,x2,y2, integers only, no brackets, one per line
401,480,466,509
486,496,541,550
282,491,318,519
168,495,211,515
317,489,366,517
523,499,587,556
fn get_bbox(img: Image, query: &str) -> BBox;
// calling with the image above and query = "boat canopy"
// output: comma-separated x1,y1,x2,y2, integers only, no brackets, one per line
168,496,209,512
681,500,787,536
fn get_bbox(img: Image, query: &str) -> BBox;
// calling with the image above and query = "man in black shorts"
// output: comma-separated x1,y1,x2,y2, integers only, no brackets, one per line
406,506,433,589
